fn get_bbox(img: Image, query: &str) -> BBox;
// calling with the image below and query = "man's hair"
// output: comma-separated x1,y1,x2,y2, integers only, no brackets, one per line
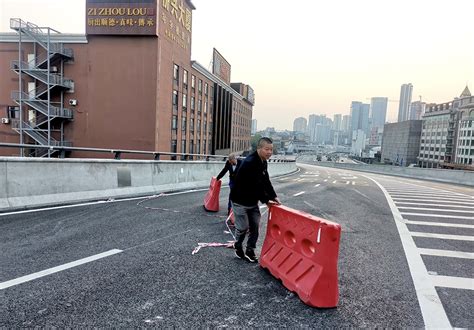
257,137,273,149
228,153,236,161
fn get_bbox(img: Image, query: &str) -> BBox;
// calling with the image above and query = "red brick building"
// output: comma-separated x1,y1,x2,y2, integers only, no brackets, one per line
0,0,252,158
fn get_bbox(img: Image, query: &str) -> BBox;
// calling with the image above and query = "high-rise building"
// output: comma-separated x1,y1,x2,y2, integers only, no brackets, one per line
333,114,342,131
382,120,422,166
455,87,474,166
342,115,351,133
398,83,413,122
350,101,370,137
409,101,426,120
293,117,307,133
251,119,257,135
370,97,388,129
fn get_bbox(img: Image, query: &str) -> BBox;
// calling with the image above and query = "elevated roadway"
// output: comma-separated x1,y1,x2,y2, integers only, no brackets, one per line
1,164,472,327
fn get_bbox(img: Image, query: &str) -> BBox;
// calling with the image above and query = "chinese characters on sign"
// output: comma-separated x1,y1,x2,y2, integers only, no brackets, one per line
86,0,157,35
161,0,192,50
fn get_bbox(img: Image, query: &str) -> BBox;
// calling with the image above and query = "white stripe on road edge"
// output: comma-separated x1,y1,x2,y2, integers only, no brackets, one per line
410,232,474,241
345,181,350,185
332,180,337,184
418,248,474,259
401,212,474,220
404,220,474,229
395,202,474,209
293,191,305,197
352,181,355,185
0,249,123,290
430,275,474,290
314,184,320,188
362,175,451,328
389,194,474,201
398,206,474,213
392,198,474,205
324,179,328,182
0,188,211,217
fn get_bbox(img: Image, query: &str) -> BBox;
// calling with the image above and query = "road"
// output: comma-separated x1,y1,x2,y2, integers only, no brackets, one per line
0,163,472,327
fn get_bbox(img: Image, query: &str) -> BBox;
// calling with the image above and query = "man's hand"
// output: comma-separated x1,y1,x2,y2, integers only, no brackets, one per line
267,197,281,206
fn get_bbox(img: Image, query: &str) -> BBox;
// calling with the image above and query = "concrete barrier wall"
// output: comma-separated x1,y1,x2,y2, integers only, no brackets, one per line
0,157,297,212
306,161,474,187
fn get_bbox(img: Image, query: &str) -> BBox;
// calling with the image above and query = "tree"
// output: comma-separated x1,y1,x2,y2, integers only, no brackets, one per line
250,134,262,151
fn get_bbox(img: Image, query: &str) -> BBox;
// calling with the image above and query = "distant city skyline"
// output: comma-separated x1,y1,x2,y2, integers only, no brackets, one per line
1,0,472,130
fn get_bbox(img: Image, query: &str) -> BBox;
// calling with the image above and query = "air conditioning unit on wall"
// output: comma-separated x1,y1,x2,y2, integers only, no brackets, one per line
1,118,10,124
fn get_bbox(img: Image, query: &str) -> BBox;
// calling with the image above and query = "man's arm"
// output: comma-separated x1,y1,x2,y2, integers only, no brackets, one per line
216,161,229,180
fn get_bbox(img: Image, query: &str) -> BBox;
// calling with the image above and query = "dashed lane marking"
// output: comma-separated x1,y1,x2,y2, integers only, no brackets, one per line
293,191,305,197
0,249,123,290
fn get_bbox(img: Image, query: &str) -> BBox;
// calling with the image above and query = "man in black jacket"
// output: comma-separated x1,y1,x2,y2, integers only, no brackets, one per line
216,153,242,215
230,137,281,262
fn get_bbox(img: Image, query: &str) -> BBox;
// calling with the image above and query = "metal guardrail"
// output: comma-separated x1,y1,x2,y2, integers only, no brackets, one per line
0,143,296,162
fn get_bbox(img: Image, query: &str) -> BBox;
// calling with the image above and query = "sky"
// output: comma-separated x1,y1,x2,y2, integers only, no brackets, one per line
1,0,473,131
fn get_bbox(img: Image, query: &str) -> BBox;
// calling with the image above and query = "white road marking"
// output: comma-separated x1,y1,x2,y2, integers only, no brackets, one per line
410,232,474,241
401,212,474,220
430,275,474,290
389,194,474,201
386,189,469,197
352,181,355,185
362,175,451,328
398,206,474,214
324,179,328,182
392,198,474,206
293,191,305,197
0,249,123,290
332,180,337,184
345,181,350,185
314,184,320,188
404,220,474,229
418,248,474,259
395,202,474,209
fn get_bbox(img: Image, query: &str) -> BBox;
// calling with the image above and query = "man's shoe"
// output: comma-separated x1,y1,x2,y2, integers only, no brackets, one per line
245,249,258,263
235,248,251,261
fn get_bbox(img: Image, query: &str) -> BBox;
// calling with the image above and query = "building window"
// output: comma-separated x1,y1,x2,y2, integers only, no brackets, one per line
182,94,187,111
204,100,207,113
190,118,194,132
172,90,178,112
191,96,195,111
171,140,177,160
183,69,188,88
191,75,196,90
204,83,208,95
173,64,179,83
198,99,202,113
181,139,187,154
172,115,178,130
198,79,202,94
7,106,20,119
182,116,187,132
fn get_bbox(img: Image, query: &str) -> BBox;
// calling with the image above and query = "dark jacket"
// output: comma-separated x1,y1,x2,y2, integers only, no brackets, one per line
230,151,277,206
216,159,242,183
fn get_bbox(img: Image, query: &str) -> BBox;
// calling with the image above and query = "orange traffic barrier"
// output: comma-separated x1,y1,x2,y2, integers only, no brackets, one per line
203,177,221,212
260,204,341,308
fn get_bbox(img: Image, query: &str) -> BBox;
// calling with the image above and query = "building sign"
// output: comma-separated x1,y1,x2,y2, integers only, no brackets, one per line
86,0,157,35
212,48,231,84
247,85,255,105
160,0,192,50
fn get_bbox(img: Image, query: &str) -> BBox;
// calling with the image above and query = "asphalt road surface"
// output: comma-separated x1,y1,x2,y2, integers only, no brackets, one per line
1,163,472,327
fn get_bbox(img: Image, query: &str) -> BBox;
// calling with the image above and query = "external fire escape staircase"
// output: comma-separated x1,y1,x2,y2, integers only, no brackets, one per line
9,18,74,157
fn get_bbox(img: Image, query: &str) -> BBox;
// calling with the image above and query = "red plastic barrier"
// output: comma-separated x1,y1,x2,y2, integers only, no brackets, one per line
259,204,341,308
203,177,221,212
